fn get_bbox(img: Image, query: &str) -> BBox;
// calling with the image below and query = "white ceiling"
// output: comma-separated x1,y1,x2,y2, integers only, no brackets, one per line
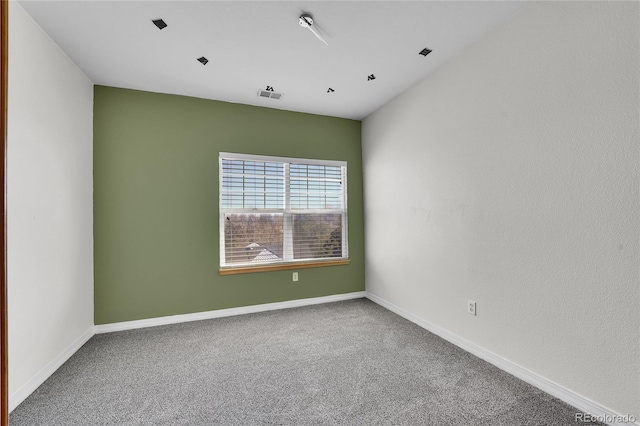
18,1,527,120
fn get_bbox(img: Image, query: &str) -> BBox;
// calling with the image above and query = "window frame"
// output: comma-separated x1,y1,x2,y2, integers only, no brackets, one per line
219,152,349,274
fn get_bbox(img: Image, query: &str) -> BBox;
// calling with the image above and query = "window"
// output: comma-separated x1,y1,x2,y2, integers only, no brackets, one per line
219,153,348,273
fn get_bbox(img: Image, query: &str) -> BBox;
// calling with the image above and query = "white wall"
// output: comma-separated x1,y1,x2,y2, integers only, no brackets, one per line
7,1,94,410
363,1,639,420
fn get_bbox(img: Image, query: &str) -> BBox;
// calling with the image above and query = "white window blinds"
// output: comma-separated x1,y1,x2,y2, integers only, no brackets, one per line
220,153,348,268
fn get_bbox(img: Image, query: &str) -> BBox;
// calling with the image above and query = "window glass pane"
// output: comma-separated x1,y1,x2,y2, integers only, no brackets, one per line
224,214,283,264
221,159,243,174
221,158,284,210
292,214,342,260
326,166,341,179
307,165,324,177
265,162,283,176
290,164,306,177
288,163,343,210
221,155,346,267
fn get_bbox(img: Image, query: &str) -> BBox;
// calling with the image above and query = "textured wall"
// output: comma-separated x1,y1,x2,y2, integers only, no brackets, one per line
8,1,94,400
93,86,364,324
362,1,639,418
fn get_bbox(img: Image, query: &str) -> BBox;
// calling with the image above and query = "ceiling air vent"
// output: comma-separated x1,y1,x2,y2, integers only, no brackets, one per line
419,48,432,57
257,89,283,100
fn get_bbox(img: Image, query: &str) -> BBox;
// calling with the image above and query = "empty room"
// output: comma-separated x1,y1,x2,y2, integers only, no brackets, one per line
3,0,639,425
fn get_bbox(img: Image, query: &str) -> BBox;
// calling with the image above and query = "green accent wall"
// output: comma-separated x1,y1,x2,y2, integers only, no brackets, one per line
93,86,364,324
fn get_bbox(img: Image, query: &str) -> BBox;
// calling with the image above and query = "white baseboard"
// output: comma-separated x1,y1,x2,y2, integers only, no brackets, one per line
365,292,639,426
9,326,94,413
95,291,366,334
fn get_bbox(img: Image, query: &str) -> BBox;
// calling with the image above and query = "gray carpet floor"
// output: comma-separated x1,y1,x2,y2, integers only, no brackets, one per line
10,298,596,425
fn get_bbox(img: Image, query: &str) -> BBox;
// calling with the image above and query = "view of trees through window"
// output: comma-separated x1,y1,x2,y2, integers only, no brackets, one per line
292,214,342,259
224,214,283,264
224,213,342,265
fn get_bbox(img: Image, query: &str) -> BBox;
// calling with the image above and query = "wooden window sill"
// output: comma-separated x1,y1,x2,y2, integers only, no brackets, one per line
219,259,350,275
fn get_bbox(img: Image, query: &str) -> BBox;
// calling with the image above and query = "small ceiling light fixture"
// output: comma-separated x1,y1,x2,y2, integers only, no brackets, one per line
367,74,376,81
327,88,335,93
298,13,328,46
419,48,432,57
197,56,209,65
152,19,167,30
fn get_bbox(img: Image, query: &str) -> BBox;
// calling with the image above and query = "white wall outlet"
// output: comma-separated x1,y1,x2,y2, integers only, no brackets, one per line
468,300,477,315
292,272,299,282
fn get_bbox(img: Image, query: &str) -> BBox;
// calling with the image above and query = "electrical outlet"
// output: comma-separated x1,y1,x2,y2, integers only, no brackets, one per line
292,272,299,282
468,300,476,316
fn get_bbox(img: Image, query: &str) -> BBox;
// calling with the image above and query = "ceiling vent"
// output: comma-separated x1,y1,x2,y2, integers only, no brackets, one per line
257,89,283,100
197,57,209,65
419,48,432,57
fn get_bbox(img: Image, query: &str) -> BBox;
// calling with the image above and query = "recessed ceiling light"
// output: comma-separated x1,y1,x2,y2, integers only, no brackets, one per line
419,48,432,57
367,74,376,81
152,19,167,30
197,57,209,66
